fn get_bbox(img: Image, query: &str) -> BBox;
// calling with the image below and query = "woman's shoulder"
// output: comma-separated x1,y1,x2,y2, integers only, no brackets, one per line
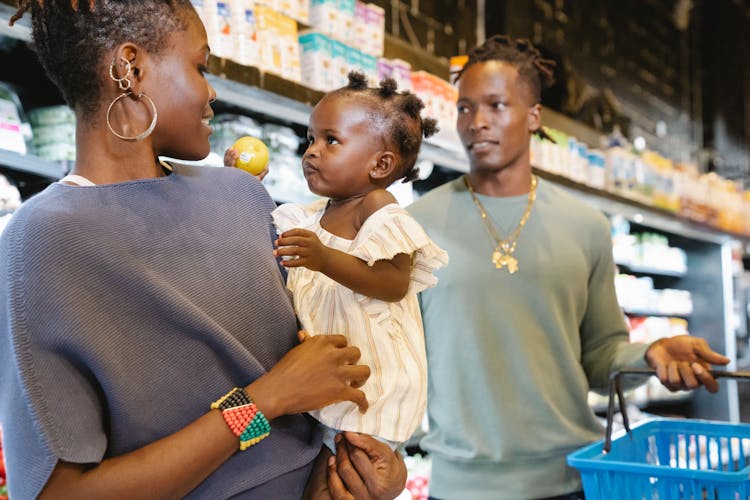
174,164,277,212
3,185,74,233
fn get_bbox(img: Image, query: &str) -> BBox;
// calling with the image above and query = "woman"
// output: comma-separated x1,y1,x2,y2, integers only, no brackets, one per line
1,1,406,498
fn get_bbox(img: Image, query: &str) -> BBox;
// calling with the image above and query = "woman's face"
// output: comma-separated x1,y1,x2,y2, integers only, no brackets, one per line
456,60,539,175
145,13,216,161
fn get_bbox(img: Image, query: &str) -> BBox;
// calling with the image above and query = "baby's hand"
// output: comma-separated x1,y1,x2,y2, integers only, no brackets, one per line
274,228,329,271
223,147,239,168
223,148,269,181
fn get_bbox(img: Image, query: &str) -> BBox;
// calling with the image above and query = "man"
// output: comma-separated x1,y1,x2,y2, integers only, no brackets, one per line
408,34,729,500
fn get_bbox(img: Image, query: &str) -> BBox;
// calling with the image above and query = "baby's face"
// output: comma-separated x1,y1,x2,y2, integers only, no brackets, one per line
302,96,384,200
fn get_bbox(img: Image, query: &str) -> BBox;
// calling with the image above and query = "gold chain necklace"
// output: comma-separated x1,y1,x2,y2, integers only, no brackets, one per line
464,174,538,273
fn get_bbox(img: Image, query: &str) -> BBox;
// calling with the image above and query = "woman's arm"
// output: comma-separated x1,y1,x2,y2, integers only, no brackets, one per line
39,334,370,499
275,232,411,302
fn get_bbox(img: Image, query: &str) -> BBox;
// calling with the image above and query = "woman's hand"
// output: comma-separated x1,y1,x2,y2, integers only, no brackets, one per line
248,332,370,420
327,432,407,500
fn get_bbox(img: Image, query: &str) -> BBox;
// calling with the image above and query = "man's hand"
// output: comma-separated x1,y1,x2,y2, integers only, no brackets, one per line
645,335,730,393
327,432,407,500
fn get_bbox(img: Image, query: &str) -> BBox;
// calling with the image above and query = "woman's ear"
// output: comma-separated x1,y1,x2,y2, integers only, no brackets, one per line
110,43,145,88
369,151,397,181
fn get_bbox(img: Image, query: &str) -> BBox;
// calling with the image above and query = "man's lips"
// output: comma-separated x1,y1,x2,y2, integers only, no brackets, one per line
468,139,499,152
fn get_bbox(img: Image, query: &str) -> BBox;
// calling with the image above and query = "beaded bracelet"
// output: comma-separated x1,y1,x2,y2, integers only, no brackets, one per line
211,387,271,451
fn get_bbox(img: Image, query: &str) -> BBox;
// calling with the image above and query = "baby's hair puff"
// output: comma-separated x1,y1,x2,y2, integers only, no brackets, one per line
334,71,438,183
11,0,196,116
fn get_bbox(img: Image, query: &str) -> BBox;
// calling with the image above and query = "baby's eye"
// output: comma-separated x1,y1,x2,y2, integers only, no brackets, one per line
457,104,469,114
492,101,507,110
327,136,339,145
306,135,314,145
198,65,208,75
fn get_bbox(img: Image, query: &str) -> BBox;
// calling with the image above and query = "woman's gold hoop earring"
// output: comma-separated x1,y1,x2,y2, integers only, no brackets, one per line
109,57,132,91
106,91,158,141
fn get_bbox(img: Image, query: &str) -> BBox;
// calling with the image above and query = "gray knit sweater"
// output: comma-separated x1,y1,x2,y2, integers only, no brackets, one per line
0,165,321,499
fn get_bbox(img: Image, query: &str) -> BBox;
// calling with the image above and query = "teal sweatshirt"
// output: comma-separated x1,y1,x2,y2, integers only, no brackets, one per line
408,177,648,499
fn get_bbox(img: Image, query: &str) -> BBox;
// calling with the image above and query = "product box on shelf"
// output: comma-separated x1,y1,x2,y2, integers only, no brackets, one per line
234,1,259,67
257,0,280,10
251,5,301,82
448,55,468,83
359,52,378,85
0,83,29,156
299,32,334,91
354,1,384,57
276,12,302,82
205,1,237,60
409,71,458,133
309,0,339,38
363,3,384,57
390,59,413,92
345,45,363,82
338,0,357,45
275,0,309,23
330,38,349,88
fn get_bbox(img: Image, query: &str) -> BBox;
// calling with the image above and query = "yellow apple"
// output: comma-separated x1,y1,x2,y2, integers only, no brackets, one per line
232,136,269,175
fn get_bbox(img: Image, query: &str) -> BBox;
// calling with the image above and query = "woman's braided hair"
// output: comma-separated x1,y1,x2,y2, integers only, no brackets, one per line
11,0,196,116
332,71,439,183
455,34,557,141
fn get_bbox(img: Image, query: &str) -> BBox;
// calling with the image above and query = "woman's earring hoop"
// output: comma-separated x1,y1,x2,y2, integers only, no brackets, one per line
109,57,132,91
106,91,158,141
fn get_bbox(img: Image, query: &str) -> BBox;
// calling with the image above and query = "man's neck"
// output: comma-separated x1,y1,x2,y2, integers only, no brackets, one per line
467,163,534,197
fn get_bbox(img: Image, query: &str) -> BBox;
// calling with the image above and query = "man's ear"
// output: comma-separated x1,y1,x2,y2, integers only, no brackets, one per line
369,151,397,180
528,103,542,133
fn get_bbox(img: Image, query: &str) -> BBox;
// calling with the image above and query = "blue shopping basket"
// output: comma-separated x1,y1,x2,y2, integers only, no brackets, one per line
567,368,750,500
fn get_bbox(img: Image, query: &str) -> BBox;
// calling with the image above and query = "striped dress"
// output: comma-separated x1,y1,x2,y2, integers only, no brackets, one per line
272,199,448,442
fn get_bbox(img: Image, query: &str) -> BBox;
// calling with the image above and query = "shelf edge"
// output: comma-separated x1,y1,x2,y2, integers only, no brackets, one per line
0,150,62,179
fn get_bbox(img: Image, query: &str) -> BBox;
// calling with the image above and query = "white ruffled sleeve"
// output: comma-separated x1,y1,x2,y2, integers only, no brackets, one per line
350,204,449,294
271,198,328,233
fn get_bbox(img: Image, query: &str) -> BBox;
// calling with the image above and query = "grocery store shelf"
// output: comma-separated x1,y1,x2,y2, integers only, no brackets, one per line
0,149,63,180
615,262,687,278
623,308,691,319
1,2,747,247
534,168,747,244
206,62,470,171
207,73,313,127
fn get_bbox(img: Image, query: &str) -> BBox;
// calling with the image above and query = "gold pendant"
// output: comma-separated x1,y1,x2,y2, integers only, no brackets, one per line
492,249,519,274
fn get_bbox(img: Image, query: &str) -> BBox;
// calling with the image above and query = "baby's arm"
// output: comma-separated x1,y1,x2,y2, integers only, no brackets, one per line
275,230,411,302
275,190,411,302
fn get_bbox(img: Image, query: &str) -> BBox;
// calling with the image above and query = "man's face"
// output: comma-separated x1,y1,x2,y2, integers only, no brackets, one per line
456,60,539,174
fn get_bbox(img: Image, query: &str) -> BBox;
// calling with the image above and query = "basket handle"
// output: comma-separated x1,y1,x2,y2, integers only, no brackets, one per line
603,368,750,453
